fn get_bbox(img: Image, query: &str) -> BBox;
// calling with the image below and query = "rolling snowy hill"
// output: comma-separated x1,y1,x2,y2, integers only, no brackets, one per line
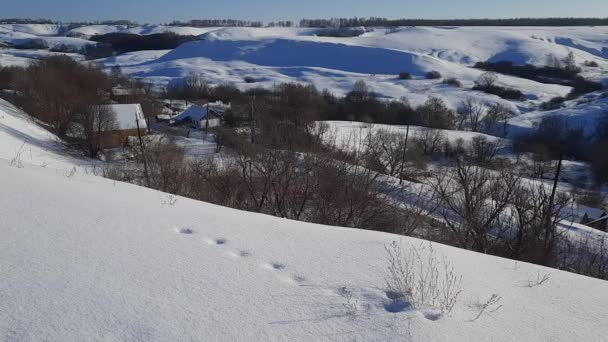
0,93,607,341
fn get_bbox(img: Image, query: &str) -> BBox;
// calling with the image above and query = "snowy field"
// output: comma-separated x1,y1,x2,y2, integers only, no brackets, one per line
2,25,607,105
1,24,608,340
2,156,608,341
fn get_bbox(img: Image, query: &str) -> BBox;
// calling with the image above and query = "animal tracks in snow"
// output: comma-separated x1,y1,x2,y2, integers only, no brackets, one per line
175,228,309,288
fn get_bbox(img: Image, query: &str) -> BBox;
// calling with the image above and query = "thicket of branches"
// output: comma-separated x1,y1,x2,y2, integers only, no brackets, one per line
0,56,160,157
88,32,198,54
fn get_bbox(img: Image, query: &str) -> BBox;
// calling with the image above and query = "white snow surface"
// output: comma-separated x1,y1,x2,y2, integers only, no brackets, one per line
0,99,87,170
3,25,607,111
507,92,608,137
103,103,148,130
1,97,608,341
1,158,608,341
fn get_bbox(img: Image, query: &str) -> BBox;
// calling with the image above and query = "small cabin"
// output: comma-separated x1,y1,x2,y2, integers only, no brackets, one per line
581,211,608,232
572,203,608,232
174,102,229,131
111,85,145,103
98,104,148,148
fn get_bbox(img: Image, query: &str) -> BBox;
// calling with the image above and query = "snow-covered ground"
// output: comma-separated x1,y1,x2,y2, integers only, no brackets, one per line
0,58,607,339
0,99,90,170
2,156,608,341
322,120,508,150
507,92,608,137
2,25,606,112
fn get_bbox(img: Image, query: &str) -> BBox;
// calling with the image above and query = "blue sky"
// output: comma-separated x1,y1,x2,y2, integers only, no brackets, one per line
4,0,607,23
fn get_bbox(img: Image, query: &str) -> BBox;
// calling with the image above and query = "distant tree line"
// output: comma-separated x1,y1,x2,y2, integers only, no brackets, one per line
168,19,263,27
0,18,55,24
0,18,135,26
475,55,603,99
299,17,608,27
4,17,607,28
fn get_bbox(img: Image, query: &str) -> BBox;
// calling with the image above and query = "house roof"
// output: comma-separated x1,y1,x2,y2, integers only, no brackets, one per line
175,105,209,122
102,104,147,130
112,86,145,97
175,102,229,122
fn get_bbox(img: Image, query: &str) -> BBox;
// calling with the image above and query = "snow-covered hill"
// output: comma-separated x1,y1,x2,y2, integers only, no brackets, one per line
0,95,607,341
507,92,608,137
2,155,608,341
0,99,89,170
2,25,605,106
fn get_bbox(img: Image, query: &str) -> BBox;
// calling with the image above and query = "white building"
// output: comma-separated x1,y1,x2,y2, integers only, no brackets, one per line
175,102,229,131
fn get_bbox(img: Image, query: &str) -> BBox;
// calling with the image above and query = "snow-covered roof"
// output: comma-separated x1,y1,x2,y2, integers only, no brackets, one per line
112,86,145,97
571,203,608,221
175,104,209,122
102,104,147,130
175,102,229,122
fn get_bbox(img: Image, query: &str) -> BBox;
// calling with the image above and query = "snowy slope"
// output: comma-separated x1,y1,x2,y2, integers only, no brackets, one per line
2,24,605,108
66,24,222,37
1,159,608,341
0,99,88,170
323,120,509,150
507,92,608,137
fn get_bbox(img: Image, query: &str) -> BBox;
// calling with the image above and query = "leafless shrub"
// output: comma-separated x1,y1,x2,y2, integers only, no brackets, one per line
9,142,25,168
338,286,360,318
559,235,608,280
160,194,178,207
457,97,485,132
385,241,462,314
526,272,551,287
430,158,521,253
412,128,446,156
469,294,503,322
64,166,77,178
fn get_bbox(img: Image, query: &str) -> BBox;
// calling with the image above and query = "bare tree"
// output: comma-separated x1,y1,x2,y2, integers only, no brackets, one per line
476,71,498,90
413,128,446,156
430,158,521,253
458,98,485,132
77,105,117,158
482,103,514,136
507,179,571,266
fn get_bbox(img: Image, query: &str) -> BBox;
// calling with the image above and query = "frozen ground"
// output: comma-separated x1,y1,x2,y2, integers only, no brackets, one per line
1,156,608,341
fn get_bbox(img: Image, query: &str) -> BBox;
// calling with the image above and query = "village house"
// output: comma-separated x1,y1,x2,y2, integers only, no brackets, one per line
98,103,147,149
581,210,608,232
174,101,230,131
111,85,146,103
571,203,608,232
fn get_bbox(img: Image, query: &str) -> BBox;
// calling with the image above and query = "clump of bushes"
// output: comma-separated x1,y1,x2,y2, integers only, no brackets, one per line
49,44,80,53
398,72,412,80
426,71,442,79
540,96,566,111
316,27,367,37
473,71,525,101
474,59,602,99
243,76,257,83
584,60,599,67
14,38,48,50
443,77,462,87
80,43,114,60
89,32,198,54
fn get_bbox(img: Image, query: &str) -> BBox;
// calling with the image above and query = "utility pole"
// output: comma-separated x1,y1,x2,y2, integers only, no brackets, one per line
398,124,409,185
135,112,150,187
544,151,563,243
249,91,256,144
